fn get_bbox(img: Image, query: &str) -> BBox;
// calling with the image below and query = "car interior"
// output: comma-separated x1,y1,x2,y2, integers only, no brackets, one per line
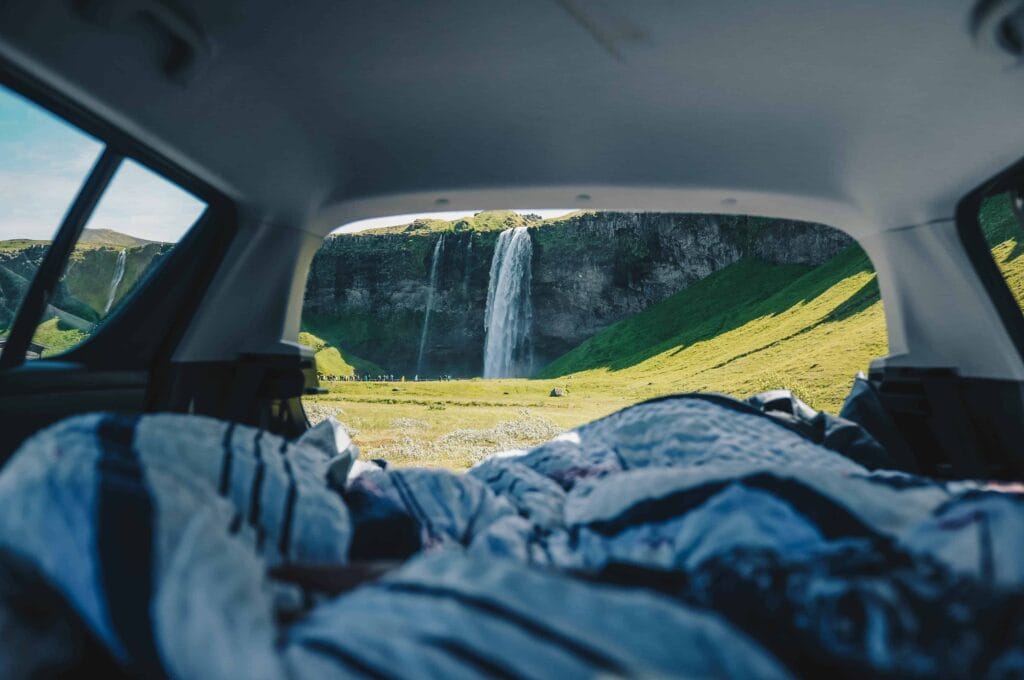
1,0,1024,677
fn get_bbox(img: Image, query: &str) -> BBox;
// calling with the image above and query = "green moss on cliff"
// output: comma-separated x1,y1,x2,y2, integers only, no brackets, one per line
459,211,530,231
60,243,168,319
354,210,537,236
299,331,355,376
298,327,385,376
717,215,780,250
318,230,439,278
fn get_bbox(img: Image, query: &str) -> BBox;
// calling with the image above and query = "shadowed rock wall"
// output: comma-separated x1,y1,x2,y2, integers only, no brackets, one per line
302,213,853,376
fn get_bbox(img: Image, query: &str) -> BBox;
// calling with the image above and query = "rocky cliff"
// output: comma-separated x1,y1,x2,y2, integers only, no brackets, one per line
0,240,170,331
303,212,853,377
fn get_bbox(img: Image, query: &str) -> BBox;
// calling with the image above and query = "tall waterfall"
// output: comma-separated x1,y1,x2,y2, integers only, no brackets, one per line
416,234,445,375
483,227,533,378
461,237,473,300
104,249,127,315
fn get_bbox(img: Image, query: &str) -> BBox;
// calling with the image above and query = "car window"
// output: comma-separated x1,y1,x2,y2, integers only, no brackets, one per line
0,85,102,357
978,191,1024,312
0,81,206,361
28,159,205,357
301,211,886,469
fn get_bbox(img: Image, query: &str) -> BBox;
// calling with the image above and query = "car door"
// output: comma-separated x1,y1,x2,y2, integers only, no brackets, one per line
0,73,235,463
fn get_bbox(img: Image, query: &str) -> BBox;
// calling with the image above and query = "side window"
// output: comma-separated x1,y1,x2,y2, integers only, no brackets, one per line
0,86,102,356
978,192,1024,311
0,83,206,361
31,159,205,357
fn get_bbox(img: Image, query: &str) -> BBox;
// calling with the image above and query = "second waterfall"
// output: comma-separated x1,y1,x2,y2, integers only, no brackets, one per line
416,234,445,375
104,249,127,315
483,227,534,378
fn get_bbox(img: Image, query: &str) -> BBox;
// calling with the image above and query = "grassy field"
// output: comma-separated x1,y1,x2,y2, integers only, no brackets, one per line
304,379,623,468
305,195,1024,470
32,317,88,356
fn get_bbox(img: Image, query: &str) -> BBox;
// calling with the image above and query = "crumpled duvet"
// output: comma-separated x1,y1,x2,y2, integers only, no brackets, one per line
0,394,1021,679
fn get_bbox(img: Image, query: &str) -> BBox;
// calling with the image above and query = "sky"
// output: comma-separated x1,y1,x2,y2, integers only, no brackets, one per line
0,84,573,242
0,86,206,243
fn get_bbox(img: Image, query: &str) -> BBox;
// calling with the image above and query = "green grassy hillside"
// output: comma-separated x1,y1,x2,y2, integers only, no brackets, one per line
539,244,885,412
357,210,537,235
76,228,159,248
352,210,590,236
63,242,168,318
32,317,88,357
299,330,384,377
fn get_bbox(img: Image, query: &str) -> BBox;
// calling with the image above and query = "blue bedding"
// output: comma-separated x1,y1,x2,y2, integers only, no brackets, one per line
0,395,1021,678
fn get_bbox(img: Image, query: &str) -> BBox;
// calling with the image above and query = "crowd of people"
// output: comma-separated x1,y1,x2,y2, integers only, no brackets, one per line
316,373,456,383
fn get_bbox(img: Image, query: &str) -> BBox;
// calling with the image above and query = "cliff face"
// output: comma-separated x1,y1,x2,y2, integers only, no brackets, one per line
304,228,497,376
302,213,853,377
63,243,169,318
0,245,46,328
0,243,170,330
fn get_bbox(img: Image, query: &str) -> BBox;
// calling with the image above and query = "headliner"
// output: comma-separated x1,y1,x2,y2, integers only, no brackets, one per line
0,0,1021,236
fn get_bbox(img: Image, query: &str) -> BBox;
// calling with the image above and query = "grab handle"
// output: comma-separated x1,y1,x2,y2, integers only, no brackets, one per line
73,0,212,84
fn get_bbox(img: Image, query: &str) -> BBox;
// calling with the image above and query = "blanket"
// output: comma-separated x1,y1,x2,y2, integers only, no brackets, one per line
0,394,1021,678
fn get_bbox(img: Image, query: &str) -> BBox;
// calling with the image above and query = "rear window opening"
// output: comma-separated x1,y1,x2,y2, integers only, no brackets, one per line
301,210,889,469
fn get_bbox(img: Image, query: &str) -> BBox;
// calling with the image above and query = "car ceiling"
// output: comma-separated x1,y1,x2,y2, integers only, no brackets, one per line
1,0,1023,236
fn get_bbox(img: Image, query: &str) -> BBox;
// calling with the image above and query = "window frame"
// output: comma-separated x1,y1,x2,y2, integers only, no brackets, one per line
0,148,124,367
0,55,233,368
956,157,1024,366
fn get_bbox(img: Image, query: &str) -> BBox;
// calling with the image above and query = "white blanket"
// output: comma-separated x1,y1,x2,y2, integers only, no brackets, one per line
0,396,1021,678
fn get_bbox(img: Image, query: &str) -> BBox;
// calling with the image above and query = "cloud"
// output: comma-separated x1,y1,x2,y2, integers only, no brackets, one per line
84,160,206,243
0,86,204,243
0,169,92,240
0,159,206,243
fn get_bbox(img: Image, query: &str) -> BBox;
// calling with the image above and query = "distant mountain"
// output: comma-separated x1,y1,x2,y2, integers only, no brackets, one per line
0,239,49,252
77,228,159,248
0,229,159,251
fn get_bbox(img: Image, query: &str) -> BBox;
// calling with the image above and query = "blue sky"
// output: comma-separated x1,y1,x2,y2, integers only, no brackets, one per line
1,85,572,241
0,86,204,243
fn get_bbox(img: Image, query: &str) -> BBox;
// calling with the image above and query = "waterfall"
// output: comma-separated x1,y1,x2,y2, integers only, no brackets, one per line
483,227,533,378
104,249,127,315
416,234,445,374
462,237,473,300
